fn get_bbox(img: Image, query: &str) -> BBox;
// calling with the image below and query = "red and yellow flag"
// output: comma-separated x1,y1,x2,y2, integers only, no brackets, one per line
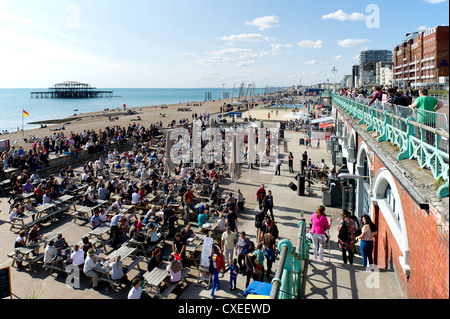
23,109,29,117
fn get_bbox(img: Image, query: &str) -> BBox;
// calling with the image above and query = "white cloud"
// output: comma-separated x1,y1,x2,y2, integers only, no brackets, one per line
332,55,344,62
337,38,371,47
322,9,366,21
296,40,325,49
208,48,252,56
236,60,259,67
244,15,280,30
417,25,430,31
424,0,447,4
305,59,328,65
218,33,274,43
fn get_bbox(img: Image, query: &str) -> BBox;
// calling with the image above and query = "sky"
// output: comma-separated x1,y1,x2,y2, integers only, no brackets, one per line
0,0,449,89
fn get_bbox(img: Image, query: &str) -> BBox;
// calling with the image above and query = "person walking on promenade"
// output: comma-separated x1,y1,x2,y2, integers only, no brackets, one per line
235,231,251,275
263,226,276,279
256,184,266,206
288,152,294,173
310,205,332,261
209,245,225,298
264,190,274,221
355,214,377,268
275,157,281,175
337,210,356,265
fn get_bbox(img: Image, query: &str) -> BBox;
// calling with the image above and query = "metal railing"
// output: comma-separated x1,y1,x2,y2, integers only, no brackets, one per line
270,220,309,299
333,94,449,198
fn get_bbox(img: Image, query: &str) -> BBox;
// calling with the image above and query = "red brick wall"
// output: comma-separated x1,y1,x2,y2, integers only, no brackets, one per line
356,137,449,299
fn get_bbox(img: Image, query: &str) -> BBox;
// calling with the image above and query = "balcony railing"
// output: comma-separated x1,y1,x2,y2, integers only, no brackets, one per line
333,93,449,198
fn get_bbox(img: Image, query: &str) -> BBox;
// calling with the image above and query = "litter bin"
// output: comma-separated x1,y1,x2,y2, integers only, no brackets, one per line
296,174,305,196
299,138,305,145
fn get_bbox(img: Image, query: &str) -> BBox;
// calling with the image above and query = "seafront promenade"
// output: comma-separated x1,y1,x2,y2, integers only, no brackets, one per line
0,111,404,300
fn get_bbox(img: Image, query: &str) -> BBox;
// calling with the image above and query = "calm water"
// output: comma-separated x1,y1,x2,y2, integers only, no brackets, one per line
0,88,266,133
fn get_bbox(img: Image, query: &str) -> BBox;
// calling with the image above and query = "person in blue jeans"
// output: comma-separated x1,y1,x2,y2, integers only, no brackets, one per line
355,214,377,268
209,245,226,298
226,259,239,290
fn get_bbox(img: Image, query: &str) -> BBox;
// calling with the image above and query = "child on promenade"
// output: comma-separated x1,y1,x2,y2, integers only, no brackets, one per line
226,258,239,291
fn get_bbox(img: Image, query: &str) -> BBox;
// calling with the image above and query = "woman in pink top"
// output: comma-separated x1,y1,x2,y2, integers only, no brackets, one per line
310,205,332,261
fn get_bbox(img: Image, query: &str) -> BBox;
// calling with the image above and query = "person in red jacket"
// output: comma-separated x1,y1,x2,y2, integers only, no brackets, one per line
368,86,385,106
209,245,225,298
256,184,266,206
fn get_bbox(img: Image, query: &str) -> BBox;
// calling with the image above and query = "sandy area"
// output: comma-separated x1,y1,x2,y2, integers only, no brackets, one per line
1,97,239,150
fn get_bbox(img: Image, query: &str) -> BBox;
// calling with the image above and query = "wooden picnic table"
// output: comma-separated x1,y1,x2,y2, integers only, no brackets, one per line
142,262,170,296
184,233,206,268
88,224,111,250
72,199,107,221
106,245,137,261
7,232,58,271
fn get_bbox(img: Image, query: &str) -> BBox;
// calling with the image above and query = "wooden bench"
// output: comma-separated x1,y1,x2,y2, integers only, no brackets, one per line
22,205,71,230
7,251,44,271
159,267,191,299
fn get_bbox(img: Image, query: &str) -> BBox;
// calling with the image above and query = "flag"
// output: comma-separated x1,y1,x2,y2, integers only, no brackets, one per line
23,109,29,117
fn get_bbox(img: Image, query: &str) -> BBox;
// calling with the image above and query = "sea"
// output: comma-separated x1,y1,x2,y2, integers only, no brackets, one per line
0,88,266,133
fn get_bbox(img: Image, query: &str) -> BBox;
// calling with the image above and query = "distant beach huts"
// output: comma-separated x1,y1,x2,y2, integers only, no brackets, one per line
30,81,113,99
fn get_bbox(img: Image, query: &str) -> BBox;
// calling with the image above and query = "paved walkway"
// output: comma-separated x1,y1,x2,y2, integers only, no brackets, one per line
0,123,405,299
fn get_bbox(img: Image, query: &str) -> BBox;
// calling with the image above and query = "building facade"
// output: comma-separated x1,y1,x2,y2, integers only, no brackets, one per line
393,26,449,88
331,95,449,299
358,50,393,87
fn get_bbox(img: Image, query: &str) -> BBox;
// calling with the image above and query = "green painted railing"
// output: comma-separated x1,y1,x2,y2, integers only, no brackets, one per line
333,94,449,198
270,220,310,299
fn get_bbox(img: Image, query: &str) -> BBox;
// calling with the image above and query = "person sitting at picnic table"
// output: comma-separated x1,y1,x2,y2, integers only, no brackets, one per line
131,189,141,205
70,244,85,268
216,213,227,233
165,254,183,286
54,233,69,256
147,247,163,272
44,240,59,270
90,210,102,230
198,208,208,228
9,203,24,221
84,248,109,290
108,256,128,284
82,193,95,207
22,179,34,194
146,222,162,246
172,232,187,260
34,183,45,204
210,169,219,183
128,277,150,299
181,223,195,241
27,225,42,244
43,190,51,204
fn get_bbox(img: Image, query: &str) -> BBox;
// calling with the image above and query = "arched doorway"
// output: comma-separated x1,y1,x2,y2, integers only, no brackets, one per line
355,142,372,219
372,168,410,273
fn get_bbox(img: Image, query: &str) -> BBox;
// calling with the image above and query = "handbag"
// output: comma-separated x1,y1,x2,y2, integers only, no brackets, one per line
338,220,349,242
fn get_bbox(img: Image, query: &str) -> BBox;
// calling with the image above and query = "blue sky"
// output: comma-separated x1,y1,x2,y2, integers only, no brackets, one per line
0,0,448,88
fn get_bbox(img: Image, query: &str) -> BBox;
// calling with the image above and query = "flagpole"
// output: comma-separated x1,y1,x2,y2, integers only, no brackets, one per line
22,110,24,136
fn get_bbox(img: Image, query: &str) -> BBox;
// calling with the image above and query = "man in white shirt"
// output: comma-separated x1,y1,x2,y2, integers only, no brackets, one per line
70,245,85,267
128,278,143,299
83,249,108,290
44,240,58,269
131,191,141,205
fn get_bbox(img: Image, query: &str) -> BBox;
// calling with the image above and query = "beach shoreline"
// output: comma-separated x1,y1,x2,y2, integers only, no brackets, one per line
0,97,237,150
